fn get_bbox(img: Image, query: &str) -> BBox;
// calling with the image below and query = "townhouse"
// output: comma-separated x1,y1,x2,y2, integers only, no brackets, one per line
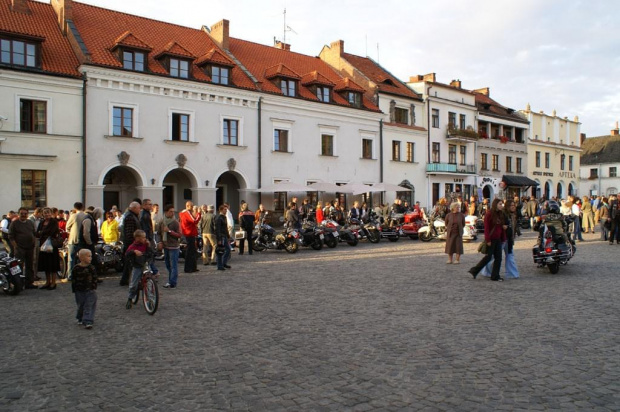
0,0,83,213
579,123,620,197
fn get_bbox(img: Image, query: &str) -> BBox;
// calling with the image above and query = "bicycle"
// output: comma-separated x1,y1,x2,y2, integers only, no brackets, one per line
130,264,159,315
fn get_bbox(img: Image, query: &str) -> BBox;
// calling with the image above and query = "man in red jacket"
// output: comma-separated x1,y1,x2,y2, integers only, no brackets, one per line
179,201,200,273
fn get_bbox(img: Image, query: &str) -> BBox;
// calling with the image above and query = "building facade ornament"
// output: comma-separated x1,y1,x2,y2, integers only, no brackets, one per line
176,154,187,168
227,157,237,171
389,100,396,123
118,151,130,166
410,104,416,125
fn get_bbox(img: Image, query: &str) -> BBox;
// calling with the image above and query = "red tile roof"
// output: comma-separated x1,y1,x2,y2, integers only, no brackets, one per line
474,92,528,124
70,1,257,89
301,70,335,87
0,0,81,77
342,53,421,100
195,48,235,67
334,77,365,93
113,31,152,51
264,63,301,80
229,38,379,111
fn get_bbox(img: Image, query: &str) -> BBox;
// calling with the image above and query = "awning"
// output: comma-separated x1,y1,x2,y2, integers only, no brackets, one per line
502,175,539,187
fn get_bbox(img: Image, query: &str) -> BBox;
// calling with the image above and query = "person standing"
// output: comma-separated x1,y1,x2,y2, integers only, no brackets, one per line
223,202,235,252
468,199,507,282
315,201,324,224
119,202,141,286
28,207,43,280
570,196,584,242
36,208,61,289
599,197,610,241
1,211,16,255
139,199,158,276
525,196,538,231
180,201,200,273
237,202,254,255
609,195,620,244
65,202,87,274
71,249,98,329
156,205,181,288
215,205,231,271
101,212,119,244
254,204,269,225
286,202,299,228
199,205,217,265
581,196,595,234
444,202,465,264
9,208,37,289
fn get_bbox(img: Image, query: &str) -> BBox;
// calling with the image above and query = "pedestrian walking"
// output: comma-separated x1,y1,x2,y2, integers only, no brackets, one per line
156,204,182,288
71,248,98,329
480,199,520,279
9,207,37,289
444,202,465,264
468,198,507,282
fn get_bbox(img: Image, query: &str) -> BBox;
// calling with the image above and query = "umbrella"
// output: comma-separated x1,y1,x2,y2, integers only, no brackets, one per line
307,182,341,192
372,183,412,192
255,181,313,193
339,182,379,195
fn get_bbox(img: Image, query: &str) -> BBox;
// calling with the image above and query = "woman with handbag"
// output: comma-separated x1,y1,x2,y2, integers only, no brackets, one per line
37,207,61,289
468,199,507,282
237,203,254,255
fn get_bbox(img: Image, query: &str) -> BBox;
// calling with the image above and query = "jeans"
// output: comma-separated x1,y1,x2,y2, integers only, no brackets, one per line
471,239,503,280
216,238,231,269
128,266,143,299
164,248,179,286
75,290,97,325
184,236,197,272
480,241,519,278
573,216,584,240
601,220,609,241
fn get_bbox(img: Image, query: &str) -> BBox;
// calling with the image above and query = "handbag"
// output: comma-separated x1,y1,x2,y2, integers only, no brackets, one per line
40,237,53,253
234,230,247,240
477,221,498,254
51,233,64,248
215,244,226,256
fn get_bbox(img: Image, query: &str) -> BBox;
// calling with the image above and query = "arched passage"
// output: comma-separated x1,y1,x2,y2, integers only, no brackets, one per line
482,184,493,200
102,165,144,211
161,168,199,211
215,170,249,218
544,181,551,200
556,181,565,200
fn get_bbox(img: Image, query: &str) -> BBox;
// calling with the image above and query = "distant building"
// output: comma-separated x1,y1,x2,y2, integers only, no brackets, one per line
579,123,620,197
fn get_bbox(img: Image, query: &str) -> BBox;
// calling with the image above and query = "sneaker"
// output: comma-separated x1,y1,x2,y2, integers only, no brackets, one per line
126,299,132,309
84,324,93,329
77,320,83,326
163,283,172,288
491,277,504,282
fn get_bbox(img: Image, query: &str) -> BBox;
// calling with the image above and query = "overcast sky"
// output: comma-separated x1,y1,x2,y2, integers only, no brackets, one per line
72,0,620,138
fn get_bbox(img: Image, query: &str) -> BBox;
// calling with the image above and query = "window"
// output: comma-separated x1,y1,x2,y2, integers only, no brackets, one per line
432,109,439,128
448,144,456,164
20,99,46,133
362,138,373,159
535,151,541,167
211,66,230,85
506,156,513,173
459,114,466,130
516,157,523,173
432,142,440,163
545,152,550,169
392,141,401,161
560,155,565,170
21,170,46,209
1,38,37,67
395,107,408,125
170,58,189,78
348,92,361,108
481,153,488,170
459,146,466,165
611,167,617,178
590,168,598,178
321,134,334,156
273,189,287,212
448,112,456,128
316,87,330,102
569,155,574,171
274,129,289,152
122,50,145,72
223,119,238,145
492,154,499,171
406,142,414,163
171,113,189,141
281,79,296,97
113,107,133,137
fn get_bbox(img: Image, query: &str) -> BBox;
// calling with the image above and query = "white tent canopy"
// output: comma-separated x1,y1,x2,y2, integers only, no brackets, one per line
255,181,313,193
372,183,412,192
307,182,342,192
339,182,381,195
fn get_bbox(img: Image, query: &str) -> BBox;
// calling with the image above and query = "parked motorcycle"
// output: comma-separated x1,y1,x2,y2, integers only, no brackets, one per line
348,217,381,243
94,241,124,274
400,210,427,240
252,219,302,253
319,221,339,248
418,215,477,242
532,217,576,274
299,220,324,250
322,218,358,246
0,251,24,295
368,213,401,242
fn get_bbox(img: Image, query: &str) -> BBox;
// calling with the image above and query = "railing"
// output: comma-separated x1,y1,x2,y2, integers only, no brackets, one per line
426,163,477,174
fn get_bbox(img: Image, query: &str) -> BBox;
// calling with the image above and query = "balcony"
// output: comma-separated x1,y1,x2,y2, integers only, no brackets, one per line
446,124,479,143
426,163,477,175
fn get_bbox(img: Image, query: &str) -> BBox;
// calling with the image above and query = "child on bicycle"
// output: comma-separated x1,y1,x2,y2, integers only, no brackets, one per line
71,248,98,329
125,229,153,309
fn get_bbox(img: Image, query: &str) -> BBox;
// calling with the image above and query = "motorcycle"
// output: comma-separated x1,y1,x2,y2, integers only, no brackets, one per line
370,213,401,242
322,218,358,246
348,217,381,243
319,221,339,248
299,220,324,250
94,241,124,274
0,251,24,295
400,210,427,240
532,217,576,274
418,215,477,242
252,219,302,253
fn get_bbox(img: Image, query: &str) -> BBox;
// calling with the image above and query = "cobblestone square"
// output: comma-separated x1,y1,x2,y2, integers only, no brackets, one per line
2,231,619,411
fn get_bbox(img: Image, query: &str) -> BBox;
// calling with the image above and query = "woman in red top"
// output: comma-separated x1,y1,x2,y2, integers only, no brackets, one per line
468,198,507,282
316,201,324,224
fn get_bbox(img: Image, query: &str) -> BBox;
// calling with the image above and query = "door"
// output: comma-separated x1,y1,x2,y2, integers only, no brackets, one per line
103,191,119,212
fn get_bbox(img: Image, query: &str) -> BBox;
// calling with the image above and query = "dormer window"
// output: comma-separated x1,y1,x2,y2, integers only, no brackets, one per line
170,58,189,78
122,50,145,72
281,79,296,97
348,92,361,108
211,66,230,85
1,38,39,68
316,86,330,103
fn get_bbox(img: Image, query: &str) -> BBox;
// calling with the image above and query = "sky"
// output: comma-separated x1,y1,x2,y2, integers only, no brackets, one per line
70,0,620,138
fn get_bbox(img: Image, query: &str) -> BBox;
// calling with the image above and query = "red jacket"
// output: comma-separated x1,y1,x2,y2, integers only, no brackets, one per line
179,209,200,237
484,212,506,243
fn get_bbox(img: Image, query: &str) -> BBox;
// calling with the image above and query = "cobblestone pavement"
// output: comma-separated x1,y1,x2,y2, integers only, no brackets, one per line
2,230,619,411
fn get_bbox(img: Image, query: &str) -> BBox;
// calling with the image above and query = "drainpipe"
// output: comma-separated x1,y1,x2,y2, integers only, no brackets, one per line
257,96,262,204
379,118,383,206
426,85,432,209
81,72,87,204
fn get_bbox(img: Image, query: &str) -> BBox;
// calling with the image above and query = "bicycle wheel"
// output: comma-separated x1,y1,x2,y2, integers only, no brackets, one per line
142,277,159,315
132,288,140,304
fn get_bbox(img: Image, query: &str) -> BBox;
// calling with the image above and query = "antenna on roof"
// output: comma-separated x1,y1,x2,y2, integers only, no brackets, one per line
282,8,297,45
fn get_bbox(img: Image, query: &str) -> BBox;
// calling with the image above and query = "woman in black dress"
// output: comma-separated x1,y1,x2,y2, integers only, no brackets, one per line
37,208,61,289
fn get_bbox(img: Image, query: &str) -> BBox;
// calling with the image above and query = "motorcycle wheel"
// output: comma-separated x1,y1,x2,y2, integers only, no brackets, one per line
367,230,381,244
311,239,323,250
548,263,559,274
388,236,399,242
252,241,266,252
325,237,338,248
284,240,298,254
346,237,359,246
419,231,433,242
3,274,22,295
57,253,67,279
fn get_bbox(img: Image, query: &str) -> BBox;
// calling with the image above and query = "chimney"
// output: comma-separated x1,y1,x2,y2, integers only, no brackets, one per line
581,133,586,144
611,121,620,136
11,0,31,14
51,0,73,34
209,19,229,50
450,79,462,89
422,73,436,82
330,40,344,56
409,75,423,82
274,40,291,51
473,87,490,96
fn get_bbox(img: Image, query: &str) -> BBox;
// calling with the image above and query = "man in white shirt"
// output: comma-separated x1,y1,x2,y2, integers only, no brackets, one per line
223,202,235,251
1,211,16,254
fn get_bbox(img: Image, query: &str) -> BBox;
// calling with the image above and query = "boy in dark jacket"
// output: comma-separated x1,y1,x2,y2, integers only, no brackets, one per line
71,248,98,329
125,230,153,309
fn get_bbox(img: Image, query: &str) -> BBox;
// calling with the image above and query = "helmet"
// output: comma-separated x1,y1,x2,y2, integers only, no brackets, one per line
547,200,560,214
